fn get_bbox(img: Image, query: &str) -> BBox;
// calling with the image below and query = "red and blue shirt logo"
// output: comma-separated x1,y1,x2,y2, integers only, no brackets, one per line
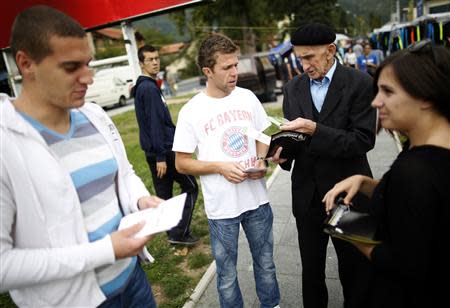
221,126,248,158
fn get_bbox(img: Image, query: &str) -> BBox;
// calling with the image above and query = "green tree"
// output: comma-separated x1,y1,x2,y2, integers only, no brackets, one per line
94,41,126,60
139,28,175,48
171,0,278,53
268,0,339,30
331,4,355,35
368,12,382,31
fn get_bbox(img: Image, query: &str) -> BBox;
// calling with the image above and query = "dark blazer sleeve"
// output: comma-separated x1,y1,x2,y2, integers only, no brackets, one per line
141,82,168,161
278,84,294,171
309,68,376,159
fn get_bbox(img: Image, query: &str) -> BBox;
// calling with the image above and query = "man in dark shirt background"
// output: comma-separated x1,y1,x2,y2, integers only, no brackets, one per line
133,45,199,245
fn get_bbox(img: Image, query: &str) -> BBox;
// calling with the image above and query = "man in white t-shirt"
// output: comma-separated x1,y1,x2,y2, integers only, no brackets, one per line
172,33,280,308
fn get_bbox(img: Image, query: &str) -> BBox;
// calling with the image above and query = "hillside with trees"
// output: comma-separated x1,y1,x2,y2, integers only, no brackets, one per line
338,0,410,32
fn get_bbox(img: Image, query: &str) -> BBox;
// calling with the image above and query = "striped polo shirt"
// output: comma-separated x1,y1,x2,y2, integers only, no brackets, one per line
21,109,136,298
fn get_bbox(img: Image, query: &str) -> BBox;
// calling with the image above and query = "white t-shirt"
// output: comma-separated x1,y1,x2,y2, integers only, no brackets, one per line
344,52,357,66
173,87,270,219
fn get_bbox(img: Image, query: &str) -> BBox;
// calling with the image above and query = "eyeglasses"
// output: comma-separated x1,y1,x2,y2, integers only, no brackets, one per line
143,57,160,64
407,39,437,64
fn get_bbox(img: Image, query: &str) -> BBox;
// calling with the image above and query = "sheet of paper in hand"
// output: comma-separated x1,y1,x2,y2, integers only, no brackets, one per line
119,193,187,238
323,199,381,245
267,116,289,128
243,126,271,145
244,167,267,173
266,130,309,159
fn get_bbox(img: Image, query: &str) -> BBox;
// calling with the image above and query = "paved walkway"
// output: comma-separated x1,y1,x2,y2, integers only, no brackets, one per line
186,130,399,308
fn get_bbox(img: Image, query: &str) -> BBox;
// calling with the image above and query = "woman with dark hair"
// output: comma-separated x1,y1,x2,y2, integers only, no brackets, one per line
322,40,450,308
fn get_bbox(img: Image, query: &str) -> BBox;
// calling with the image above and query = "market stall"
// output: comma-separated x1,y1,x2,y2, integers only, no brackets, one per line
371,12,450,55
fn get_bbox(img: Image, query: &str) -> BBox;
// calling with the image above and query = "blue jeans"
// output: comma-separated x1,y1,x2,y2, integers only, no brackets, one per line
208,203,280,308
98,262,157,308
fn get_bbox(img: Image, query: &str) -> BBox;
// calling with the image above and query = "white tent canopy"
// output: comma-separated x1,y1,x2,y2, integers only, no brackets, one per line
373,12,450,34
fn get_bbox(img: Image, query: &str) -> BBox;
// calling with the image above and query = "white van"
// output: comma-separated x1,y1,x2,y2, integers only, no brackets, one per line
85,56,135,108
85,73,130,108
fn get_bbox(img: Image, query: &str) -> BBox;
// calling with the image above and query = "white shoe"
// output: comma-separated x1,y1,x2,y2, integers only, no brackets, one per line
273,306,280,308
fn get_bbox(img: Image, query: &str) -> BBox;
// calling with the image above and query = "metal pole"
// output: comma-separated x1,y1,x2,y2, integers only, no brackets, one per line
121,22,140,85
2,50,21,97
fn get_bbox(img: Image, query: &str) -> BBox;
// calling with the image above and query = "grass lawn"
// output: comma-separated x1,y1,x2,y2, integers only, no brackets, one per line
0,98,283,308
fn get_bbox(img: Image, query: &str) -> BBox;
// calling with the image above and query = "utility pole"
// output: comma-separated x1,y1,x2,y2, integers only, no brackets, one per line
121,22,141,84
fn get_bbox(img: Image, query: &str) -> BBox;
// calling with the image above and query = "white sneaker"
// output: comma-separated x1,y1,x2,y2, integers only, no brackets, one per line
273,306,280,308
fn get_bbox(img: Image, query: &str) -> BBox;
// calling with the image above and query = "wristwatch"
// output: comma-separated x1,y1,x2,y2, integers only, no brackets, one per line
257,156,269,167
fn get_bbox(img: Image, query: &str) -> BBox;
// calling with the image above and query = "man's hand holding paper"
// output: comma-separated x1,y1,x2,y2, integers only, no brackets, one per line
267,116,289,128
245,158,267,179
280,117,316,135
119,193,187,238
138,195,164,210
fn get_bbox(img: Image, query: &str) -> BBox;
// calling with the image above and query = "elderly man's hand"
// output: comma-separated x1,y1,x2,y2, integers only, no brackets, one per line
281,117,316,135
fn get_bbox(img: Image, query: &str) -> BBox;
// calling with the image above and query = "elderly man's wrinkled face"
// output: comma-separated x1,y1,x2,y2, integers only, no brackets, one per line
293,44,336,80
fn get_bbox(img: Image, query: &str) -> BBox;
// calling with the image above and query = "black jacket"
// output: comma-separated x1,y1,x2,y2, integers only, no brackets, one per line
281,62,377,218
369,146,450,307
132,75,175,161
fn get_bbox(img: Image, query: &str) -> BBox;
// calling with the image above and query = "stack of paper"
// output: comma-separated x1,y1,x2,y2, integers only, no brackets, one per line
119,193,187,238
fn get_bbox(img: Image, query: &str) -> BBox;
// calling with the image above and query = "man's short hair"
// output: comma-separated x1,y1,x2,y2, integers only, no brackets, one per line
10,5,86,63
197,33,238,70
138,45,158,63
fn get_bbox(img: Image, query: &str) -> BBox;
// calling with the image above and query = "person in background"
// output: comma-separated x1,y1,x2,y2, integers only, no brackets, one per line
158,69,173,97
323,40,450,308
370,45,384,65
286,49,303,79
173,33,280,308
0,5,163,307
352,40,363,58
132,45,199,246
271,23,377,308
344,46,357,68
356,43,379,76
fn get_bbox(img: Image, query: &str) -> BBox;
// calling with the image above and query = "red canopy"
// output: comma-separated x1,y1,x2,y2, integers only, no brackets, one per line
0,0,207,49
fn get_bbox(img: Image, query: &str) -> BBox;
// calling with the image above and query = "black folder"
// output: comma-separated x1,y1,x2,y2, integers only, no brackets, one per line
266,130,309,159
323,199,381,245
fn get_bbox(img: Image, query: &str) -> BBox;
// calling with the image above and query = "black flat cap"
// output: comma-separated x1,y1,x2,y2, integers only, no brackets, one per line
291,23,336,46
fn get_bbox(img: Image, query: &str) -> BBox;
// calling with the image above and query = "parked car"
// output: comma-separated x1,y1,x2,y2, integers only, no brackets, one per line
85,73,130,108
237,52,277,102
198,52,277,102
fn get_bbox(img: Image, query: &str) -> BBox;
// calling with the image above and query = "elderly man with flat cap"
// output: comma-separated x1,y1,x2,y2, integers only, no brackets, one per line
272,23,377,308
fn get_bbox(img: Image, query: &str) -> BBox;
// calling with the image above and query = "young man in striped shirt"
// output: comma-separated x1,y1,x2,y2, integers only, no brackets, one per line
0,5,162,307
